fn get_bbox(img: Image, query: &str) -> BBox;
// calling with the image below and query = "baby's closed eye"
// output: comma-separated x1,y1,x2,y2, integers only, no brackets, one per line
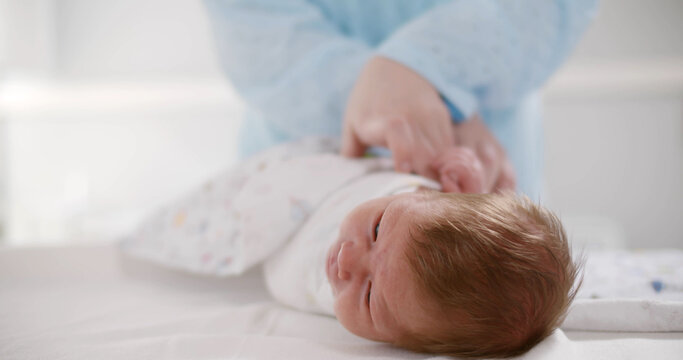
373,211,384,241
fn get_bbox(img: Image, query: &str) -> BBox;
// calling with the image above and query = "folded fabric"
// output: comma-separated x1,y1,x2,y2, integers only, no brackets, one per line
564,299,683,332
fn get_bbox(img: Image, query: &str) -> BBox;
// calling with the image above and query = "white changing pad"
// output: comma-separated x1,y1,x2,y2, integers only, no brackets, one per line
1,244,682,360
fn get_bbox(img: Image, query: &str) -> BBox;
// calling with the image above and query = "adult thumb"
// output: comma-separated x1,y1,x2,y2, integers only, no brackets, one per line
341,125,367,157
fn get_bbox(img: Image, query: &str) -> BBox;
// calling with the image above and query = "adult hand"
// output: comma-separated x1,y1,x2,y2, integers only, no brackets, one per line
341,56,453,180
341,55,516,193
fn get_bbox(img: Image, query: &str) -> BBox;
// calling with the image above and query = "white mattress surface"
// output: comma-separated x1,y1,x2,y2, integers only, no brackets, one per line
1,244,682,360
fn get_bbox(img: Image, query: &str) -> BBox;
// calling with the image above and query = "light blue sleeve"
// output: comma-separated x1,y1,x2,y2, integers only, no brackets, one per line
377,0,598,117
204,0,371,146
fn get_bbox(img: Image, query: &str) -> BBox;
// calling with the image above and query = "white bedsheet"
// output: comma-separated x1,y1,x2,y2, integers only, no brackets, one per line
1,244,682,360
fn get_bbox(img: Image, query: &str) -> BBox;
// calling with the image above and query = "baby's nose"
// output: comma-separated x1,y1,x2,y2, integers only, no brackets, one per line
337,241,366,281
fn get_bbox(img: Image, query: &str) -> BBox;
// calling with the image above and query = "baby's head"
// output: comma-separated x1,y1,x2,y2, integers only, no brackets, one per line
325,190,580,358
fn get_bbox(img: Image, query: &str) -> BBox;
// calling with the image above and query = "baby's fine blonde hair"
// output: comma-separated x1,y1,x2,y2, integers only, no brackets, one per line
397,192,581,358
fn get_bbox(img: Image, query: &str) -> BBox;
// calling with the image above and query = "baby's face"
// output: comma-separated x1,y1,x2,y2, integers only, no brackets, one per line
326,192,440,343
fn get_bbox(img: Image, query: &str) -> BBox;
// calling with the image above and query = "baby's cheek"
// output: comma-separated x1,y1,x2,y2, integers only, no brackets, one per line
332,297,351,324
333,303,356,332
333,297,375,339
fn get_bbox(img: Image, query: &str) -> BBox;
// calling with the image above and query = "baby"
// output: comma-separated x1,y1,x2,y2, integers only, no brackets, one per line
122,137,579,359
325,190,578,358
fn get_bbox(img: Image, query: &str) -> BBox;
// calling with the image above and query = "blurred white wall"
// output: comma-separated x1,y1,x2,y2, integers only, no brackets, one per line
540,0,683,249
55,1,222,79
0,0,681,248
0,0,242,245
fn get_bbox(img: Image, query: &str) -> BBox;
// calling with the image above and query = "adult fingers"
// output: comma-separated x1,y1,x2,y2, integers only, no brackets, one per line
340,120,368,157
385,116,416,174
475,141,502,192
340,112,388,157
494,160,517,193
436,147,485,193
410,130,445,180
396,102,454,180
439,170,462,193
440,167,484,193
455,156,485,193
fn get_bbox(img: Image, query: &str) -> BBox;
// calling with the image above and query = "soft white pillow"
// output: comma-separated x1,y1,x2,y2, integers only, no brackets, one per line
119,137,400,276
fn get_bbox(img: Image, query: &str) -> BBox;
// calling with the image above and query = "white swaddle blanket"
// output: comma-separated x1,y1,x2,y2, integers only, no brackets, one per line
264,170,437,315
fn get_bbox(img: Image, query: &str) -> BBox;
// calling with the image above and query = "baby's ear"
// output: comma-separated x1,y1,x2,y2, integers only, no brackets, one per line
434,147,485,194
